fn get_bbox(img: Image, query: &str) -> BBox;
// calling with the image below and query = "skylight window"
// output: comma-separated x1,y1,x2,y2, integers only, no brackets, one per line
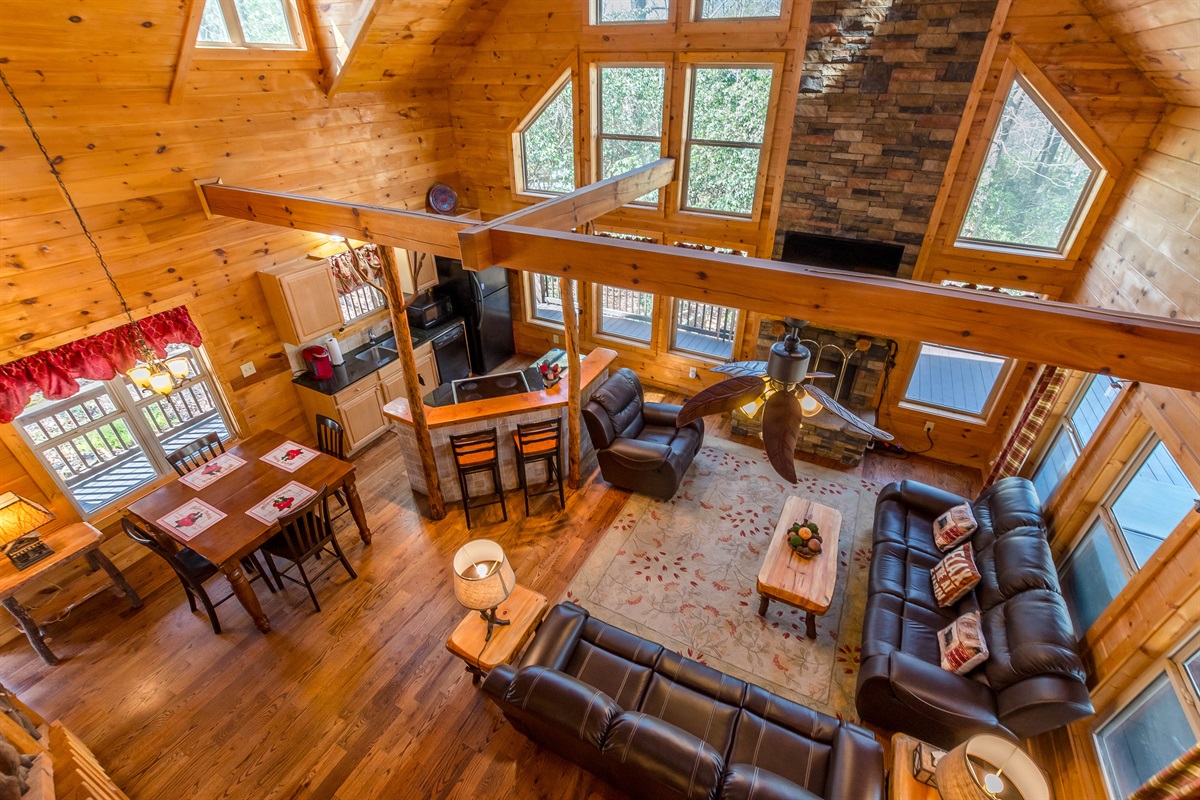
957,76,1101,255
198,0,302,49
518,80,576,195
598,66,667,204
595,0,670,23
698,0,783,19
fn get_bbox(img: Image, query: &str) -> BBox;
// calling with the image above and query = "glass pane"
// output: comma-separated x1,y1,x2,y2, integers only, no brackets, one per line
601,138,661,203
522,82,575,194
600,67,665,137
685,143,761,214
691,67,772,144
1185,648,1200,699
530,274,577,323
1032,426,1079,505
598,287,653,342
233,0,294,44
198,0,232,42
904,344,1007,416
597,0,670,23
700,0,783,18
1111,442,1197,568
959,81,1096,251
1071,374,1121,444
674,300,737,359
1061,520,1128,637
1098,674,1196,799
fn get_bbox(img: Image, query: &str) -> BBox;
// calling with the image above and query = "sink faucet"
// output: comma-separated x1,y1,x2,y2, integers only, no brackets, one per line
368,330,378,346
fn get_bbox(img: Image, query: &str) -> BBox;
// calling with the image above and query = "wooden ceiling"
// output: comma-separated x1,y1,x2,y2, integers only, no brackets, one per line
1082,0,1200,106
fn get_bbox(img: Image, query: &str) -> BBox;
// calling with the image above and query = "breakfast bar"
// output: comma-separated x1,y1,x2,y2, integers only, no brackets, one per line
383,348,617,508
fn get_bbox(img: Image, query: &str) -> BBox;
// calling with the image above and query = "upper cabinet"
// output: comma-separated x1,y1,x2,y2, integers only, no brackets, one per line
401,251,439,296
258,260,344,345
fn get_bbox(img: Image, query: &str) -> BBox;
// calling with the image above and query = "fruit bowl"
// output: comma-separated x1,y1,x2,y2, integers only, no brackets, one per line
787,520,823,559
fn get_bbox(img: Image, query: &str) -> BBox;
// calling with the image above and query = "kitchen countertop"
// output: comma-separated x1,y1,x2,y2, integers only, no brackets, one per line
423,367,545,408
293,316,464,396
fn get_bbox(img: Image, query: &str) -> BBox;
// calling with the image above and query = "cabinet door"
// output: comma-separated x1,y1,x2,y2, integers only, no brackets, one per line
281,263,344,343
336,387,386,451
414,353,439,393
380,367,408,404
407,251,439,294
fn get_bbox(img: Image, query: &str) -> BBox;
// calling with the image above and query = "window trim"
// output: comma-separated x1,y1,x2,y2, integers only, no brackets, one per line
1025,373,1124,507
524,272,579,329
511,69,579,200
898,342,1017,424
946,49,1119,265
668,297,742,362
196,0,306,51
591,58,673,211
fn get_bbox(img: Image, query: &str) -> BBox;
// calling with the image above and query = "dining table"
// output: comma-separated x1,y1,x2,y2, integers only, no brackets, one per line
125,429,371,632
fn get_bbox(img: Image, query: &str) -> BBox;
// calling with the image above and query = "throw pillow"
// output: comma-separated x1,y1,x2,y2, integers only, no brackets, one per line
933,503,978,551
930,542,981,607
938,611,990,675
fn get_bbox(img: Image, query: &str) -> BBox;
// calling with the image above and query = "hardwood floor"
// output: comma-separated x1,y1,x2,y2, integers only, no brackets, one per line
0,409,980,800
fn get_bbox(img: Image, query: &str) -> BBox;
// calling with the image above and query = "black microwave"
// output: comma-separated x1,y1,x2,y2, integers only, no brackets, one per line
406,292,454,330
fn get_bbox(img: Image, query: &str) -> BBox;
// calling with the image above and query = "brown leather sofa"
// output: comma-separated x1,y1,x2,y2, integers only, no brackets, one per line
484,602,886,800
583,368,704,500
856,477,1093,748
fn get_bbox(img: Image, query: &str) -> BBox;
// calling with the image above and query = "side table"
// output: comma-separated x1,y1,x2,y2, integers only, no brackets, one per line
0,522,142,665
446,584,548,684
890,733,942,800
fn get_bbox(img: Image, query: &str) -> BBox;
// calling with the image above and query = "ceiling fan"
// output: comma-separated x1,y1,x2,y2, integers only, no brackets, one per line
676,326,894,483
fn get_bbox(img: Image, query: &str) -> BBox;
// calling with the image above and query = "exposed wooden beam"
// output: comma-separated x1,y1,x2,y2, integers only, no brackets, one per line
168,0,206,104
457,159,676,269
200,183,469,257
487,226,1200,391
324,0,384,97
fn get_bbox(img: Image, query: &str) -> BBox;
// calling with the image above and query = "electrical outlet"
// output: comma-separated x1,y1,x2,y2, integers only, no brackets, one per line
689,367,698,379
240,362,256,378
924,421,935,434
553,335,560,344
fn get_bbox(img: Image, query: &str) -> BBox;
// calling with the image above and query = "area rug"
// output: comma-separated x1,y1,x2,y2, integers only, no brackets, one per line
564,437,882,722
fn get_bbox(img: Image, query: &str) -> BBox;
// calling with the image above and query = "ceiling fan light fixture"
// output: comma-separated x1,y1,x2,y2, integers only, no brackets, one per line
767,335,812,385
799,391,822,417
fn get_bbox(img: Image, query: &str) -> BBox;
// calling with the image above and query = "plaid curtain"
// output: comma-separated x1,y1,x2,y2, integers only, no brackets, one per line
984,365,1068,487
1129,744,1200,800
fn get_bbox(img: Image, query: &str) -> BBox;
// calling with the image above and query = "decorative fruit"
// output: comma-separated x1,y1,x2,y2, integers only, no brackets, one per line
797,526,813,541
807,539,822,554
788,534,803,549
806,521,820,536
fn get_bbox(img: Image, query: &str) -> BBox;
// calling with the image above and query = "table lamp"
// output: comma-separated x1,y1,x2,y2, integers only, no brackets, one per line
452,539,515,642
0,493,56,568
935,734,1051,800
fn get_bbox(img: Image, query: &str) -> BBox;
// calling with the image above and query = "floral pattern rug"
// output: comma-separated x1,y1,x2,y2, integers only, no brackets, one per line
564,438,882,722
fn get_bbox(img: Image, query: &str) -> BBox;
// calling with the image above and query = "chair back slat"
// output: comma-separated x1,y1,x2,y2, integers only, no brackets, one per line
516,418,561,454
315,415,345,460
121,517,187,570
450,429,499,467
276,486,331,557
166,433,225,477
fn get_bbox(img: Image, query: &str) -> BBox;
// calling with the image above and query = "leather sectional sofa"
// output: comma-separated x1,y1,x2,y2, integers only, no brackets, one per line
485,602,885,800
857,477,1093,748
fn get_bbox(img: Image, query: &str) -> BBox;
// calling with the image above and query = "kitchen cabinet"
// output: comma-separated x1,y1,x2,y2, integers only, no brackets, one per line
402,251,439,296
258,260,344,345
413,343,439,394
336,388,387,451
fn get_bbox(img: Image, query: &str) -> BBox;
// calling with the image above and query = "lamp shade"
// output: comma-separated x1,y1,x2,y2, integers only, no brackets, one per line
452,539,515,611
0,493,55,546
935,734,1051,800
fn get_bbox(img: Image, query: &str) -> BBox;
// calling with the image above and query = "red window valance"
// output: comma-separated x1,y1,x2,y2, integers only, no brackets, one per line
329,244,384,296
0,306,202,424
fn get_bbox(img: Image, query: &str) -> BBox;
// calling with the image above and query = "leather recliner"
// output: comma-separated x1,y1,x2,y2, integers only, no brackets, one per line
583,368,704,500
485,602,886,800
856,477,1094,748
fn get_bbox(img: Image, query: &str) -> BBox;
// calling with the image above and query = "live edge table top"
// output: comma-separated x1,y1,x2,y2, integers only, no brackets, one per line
756,496,843,615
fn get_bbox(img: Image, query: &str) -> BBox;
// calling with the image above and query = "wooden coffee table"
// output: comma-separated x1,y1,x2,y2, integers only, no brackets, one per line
446,583,548,684
756,496,842,639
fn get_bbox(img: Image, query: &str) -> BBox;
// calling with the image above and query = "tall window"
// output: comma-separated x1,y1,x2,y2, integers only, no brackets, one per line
1060,440,1198,637
597,66,667,204
518,79,576,195
14,345,234,515
527,274,577,325
595,0,669,23
669,241,744,360
698,0,783,18
1029,374,1121,503
903,344,1010,418
957,75,1101,255
595,231,657,343
683,65,773,215
1095,635,1200,799
198,0,302,48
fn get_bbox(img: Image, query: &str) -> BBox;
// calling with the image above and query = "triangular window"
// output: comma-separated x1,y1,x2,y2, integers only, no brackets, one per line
518,79,576,195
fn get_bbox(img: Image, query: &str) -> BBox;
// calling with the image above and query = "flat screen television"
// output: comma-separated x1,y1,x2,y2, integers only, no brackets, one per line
779,232,904,278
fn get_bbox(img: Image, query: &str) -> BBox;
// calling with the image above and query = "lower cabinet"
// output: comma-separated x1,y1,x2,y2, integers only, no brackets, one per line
335,387,387,451
413,347,439,395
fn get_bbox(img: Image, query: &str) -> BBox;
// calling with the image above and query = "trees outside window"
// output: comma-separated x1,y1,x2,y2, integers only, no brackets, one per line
199,0,301,48
698,0,783,20
595,0,670,23
519,81,576,195
598,66,667,204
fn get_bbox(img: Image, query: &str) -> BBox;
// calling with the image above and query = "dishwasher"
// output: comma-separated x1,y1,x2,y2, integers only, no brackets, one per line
431,321,471,384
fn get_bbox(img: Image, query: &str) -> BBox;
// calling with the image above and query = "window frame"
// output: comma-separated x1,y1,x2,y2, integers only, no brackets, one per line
947,51,1118,265
1025,373,1124,507
512,69,579,200
693,0,785,21
196,0,306,51
589,0,675,26
899,342,1017,423
591,58,673,210
524,272,579,328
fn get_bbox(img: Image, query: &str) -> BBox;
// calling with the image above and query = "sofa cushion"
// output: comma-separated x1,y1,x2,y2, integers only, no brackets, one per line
938,611,990,675
719,765,820,800
500,666,623,749
639,651,745,754
933,503,978,551
602,711,725,800
860,591,966,667
564,617,662,709
930,542,981,607
729,686,839,796
871,501,944,561
972,528,1061,612
981,590,1086,690
590,368,646,441
969,477,1044,552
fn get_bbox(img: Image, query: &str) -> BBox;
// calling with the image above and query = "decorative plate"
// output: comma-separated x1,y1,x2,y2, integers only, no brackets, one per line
427,183,460,215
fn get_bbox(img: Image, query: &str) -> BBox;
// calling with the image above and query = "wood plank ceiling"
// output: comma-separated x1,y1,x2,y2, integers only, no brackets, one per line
1082,0,1200,107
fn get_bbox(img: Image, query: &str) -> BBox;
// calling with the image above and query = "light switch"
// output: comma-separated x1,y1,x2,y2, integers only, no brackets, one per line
240,362,256,378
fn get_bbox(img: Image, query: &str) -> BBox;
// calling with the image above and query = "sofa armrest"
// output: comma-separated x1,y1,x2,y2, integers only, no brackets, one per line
605,438,673,470
888,651,1001,730
491,666,622,749
996,675,1095,739
642,401,683,427
881,480,970,518
518,602,588,670
720,764,821,800
824,724,886,800
482,663,517,702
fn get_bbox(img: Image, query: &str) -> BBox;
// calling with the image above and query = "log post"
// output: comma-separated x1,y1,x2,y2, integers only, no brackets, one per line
559,276,582,489
379,246,446,519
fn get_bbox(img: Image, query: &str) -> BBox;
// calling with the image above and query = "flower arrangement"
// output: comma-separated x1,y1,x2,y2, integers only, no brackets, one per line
539,360,563,387
787,519,823,559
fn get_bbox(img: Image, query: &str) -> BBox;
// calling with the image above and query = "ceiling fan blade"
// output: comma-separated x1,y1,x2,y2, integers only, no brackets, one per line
712,360,768,378
804,384,895,441
677,375,765,428
761,391,802,484
805,371,837,380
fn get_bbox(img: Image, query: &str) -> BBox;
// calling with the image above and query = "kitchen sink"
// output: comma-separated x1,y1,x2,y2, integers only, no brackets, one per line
356,345,398,362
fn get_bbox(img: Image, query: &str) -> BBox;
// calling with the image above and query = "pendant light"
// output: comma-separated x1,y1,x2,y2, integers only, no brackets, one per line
1,69,190,396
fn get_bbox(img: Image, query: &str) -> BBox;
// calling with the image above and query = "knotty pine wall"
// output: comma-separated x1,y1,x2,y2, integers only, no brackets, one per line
1028,106,1200,798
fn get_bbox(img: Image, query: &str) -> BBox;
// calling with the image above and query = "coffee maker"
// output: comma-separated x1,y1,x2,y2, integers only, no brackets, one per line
301,346,333,380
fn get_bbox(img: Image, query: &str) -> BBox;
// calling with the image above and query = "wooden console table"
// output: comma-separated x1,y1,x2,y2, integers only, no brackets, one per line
446,584,548,684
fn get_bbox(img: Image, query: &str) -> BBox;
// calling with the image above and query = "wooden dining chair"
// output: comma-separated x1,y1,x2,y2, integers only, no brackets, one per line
511,417,565,515
165,433,226,477
259,485,357,613
314,414,349,513
121,517,275,634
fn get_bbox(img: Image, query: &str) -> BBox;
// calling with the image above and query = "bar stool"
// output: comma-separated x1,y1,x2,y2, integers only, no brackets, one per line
511,417,565,516
450,428,508,529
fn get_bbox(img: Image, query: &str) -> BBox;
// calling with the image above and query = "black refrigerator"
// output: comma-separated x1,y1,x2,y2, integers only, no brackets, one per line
434,257,515,375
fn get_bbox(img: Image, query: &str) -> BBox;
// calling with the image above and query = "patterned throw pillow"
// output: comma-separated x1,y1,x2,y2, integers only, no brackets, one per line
933,503,978,551
939,611,990,675
930,542,981,607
